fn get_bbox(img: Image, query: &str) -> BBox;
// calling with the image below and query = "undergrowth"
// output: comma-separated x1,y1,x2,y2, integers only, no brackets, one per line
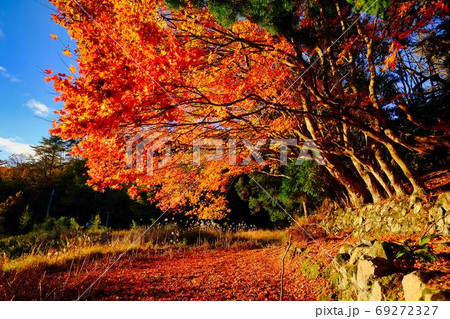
0,218,286,272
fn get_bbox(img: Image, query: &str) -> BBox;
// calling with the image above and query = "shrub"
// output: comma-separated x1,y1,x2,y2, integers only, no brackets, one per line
88,214,107,232
19,205,33,232
0,217,82,259
395,235,438,263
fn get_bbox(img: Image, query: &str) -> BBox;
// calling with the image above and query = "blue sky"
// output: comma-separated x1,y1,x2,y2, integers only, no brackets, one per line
0,0,76,159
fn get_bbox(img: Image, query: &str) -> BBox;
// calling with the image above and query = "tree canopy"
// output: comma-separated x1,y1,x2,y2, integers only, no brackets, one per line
48,0,449,218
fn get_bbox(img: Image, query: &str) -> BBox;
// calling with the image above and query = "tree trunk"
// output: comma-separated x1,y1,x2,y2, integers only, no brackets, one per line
384,143,426,194
302,196,308,219
341,121,385,202
349,155,385,202
363,162,394,197
322,155,371,207
300,97,370,207
355,153,395,197
372,144,408,196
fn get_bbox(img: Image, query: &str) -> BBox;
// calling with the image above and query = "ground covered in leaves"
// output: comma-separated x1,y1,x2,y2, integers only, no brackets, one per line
0,242,338,301
1,232,448,300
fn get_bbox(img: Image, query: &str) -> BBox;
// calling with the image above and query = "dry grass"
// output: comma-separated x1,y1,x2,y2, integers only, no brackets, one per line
232,229,287,242
1,226,287,273
1,243,140,272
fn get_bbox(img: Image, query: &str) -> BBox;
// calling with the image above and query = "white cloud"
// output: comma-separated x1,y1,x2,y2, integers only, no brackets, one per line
0,65,20,82
0,137,34,156
25,99,51,117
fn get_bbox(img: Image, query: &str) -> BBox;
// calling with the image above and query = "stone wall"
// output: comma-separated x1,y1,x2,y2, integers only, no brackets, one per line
320,192,450,237
332,241,450,301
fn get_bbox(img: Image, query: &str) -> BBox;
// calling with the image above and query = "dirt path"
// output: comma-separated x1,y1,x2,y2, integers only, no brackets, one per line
0,246,333,300
78,248,287,300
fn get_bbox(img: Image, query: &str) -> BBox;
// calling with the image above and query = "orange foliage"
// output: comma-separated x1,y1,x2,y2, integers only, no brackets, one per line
47,0,447,217
47,0,296,218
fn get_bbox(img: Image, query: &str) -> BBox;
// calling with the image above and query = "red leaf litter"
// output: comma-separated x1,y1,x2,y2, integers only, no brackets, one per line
0,245,336,301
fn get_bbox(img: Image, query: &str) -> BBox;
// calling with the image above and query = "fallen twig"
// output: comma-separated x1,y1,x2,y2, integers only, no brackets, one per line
280,234,292,301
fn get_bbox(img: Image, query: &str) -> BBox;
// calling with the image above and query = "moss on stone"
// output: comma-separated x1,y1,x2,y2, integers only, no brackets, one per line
301,258,320,279
346,264,358,278
377,273,403,301
335,253,350,265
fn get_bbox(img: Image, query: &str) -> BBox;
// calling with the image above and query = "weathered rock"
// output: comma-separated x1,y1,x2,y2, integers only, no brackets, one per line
371,273,404,301
431,192,450,236
368,241,388,259
361,238,375,246
335,253,350,265
320,192,450,237
371,280,383,301
330,237,450,301
357,289,373,301
356,258,394,288
423,289,450,301
349,246,370,265
402,272,426,301
435,192,450,211
409,195,423,207
402,271,442,301
390,223,403,233
338,244,353,255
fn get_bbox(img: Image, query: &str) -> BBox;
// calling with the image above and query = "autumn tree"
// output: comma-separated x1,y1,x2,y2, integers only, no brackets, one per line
48,0,449,217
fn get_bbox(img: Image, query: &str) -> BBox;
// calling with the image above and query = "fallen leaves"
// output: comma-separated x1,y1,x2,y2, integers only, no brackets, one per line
2,232,447,301
0,246,332,301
